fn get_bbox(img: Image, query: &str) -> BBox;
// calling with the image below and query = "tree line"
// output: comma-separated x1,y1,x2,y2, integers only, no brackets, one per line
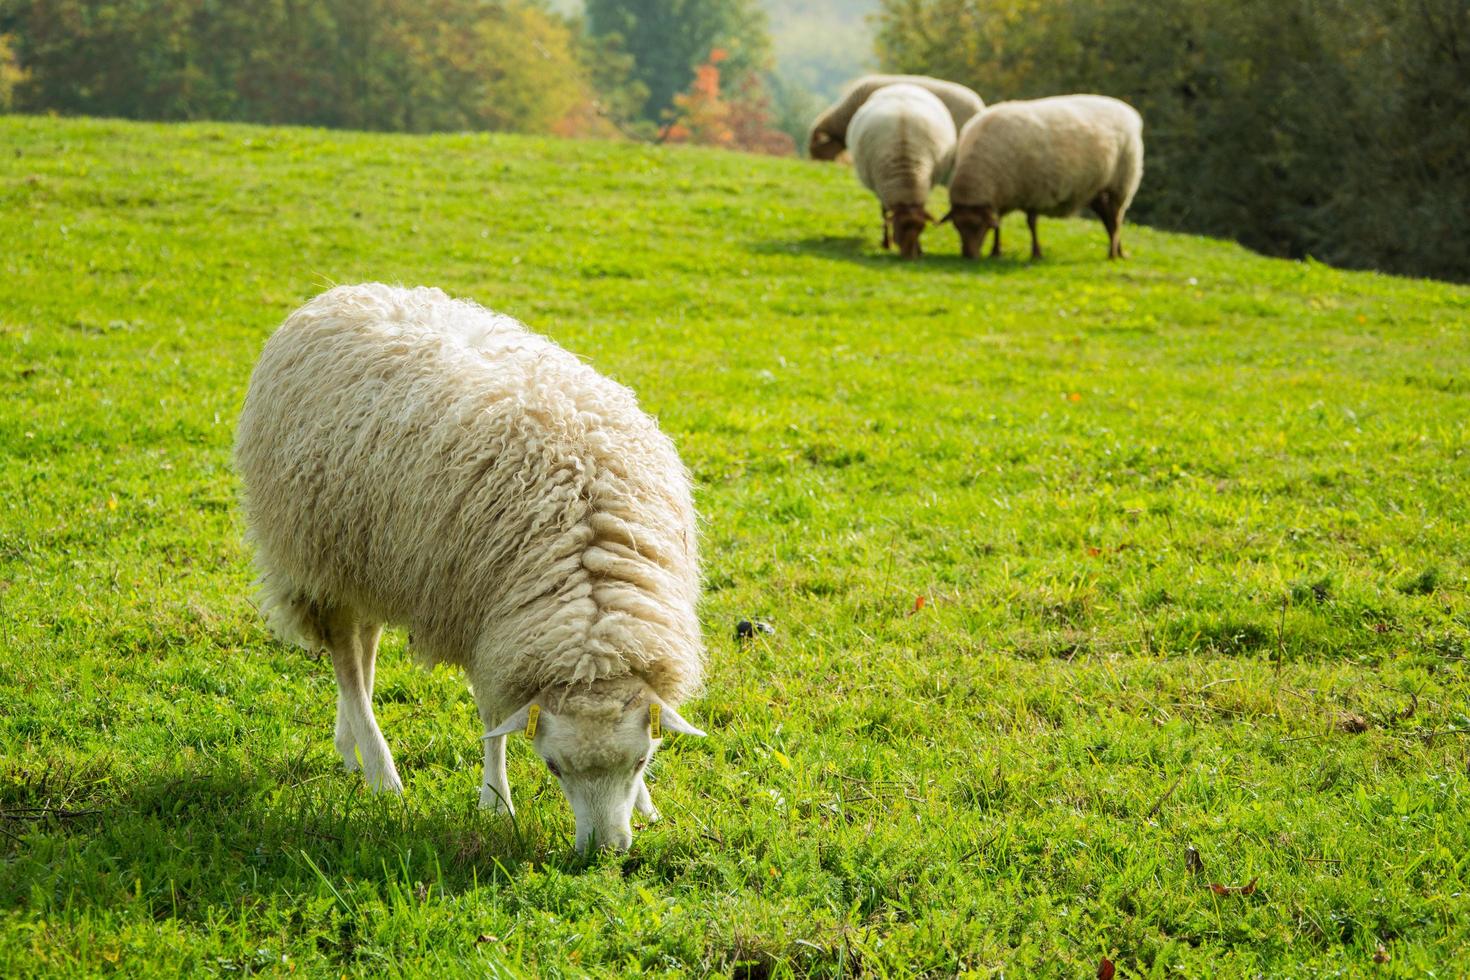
876,0,1470,282
0,0,795,151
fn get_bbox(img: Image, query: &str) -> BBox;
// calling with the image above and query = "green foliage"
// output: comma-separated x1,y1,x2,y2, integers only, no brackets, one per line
4,0,590,134
0,32,23,109
574,23,656,139
764,68,826,148
586,0,772,122
875,0,1470,282
2,115,1470,973
762,0,879,99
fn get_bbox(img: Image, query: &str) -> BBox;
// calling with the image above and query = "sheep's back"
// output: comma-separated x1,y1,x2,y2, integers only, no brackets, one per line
235,284,703,707
950,95,1143,216
848,86,957,205
810,74,983,150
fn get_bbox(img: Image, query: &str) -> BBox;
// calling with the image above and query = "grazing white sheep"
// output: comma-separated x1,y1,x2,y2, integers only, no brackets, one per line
942,94,1144,260
235,283,706,852
846,83,958,259
808,74,983,162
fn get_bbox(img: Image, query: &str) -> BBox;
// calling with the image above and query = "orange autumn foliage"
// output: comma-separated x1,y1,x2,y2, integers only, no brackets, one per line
661,48,793,156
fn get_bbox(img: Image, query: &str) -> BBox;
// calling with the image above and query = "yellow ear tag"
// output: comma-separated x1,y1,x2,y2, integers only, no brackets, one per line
649,703,662,739
524,704,540,738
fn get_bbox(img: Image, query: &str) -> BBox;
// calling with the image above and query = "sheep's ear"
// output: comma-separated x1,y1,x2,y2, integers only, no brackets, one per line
651,700,706,738
484,702,536,739
937,209,954,224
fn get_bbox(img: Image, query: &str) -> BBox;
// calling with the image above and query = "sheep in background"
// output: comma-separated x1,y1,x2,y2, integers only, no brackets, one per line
942,94,1143,260
808,74,983,162
235,284,707,853
846,83,958,259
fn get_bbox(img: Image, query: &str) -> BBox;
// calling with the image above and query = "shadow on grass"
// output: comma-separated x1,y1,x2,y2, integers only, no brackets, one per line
0,755,625,913
747,233,1094,273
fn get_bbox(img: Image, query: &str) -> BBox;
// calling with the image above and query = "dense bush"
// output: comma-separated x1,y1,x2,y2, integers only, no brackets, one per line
1,0,604,135
0,0,797,152
876,0,1470,281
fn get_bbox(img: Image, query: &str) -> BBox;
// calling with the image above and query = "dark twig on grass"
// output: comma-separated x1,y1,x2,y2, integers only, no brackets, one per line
1,807,103,821
1419,727,1470,741
1145,771,1185,821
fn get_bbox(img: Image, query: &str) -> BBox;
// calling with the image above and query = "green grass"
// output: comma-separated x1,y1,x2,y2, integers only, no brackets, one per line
1,113,1468,977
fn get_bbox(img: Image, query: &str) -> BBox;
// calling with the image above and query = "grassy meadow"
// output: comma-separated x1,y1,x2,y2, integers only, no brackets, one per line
1,114,1468,976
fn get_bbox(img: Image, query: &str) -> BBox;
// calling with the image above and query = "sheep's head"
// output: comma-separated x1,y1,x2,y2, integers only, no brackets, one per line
487,682,705,853
889,204,936,260
808,128,846,161
939,204,997,260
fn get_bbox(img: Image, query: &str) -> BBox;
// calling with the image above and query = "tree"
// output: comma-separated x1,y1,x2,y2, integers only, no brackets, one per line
0,32,24,110
584,0,771,122
4,0,593,136
874,0,1470,281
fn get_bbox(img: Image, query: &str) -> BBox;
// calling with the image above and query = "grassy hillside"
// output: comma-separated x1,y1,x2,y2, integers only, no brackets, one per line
1,114,1467,976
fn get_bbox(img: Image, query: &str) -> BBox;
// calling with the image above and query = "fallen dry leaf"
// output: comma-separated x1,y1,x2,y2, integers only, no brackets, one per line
1339,712,1370,733
1185,845,1205,876
1373,944,1389,964
1208,876,1258,896
1097,956,1115,980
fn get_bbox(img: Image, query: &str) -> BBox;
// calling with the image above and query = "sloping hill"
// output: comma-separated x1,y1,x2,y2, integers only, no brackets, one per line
1,116,1467,974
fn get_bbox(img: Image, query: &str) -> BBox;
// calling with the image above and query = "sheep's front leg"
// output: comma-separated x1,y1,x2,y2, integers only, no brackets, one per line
479,730,514,814
635,774,659,822
328,611,402,792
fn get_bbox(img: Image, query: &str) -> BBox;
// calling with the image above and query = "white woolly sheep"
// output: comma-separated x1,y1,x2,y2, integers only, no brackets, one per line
234,283,706,852
847,83,958,259
942,94,1144,260
808,74,983,162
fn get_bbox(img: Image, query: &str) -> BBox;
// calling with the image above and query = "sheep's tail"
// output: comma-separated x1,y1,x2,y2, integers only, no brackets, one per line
1112,123,1145,216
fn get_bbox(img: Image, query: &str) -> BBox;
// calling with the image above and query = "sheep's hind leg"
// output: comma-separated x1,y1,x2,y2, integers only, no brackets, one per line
1090,192,1122,259
327,607,402,792
989,223,1002,258
333,621,382,770
1027,212,1043,260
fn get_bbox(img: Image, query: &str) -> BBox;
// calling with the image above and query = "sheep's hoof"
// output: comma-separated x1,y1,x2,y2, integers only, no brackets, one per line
364,768,404,794
636,802,661,823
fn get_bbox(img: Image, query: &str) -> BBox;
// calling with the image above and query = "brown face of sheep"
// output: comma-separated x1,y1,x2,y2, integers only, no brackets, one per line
939,204,997,260
808,129,846,161
889,204,935,260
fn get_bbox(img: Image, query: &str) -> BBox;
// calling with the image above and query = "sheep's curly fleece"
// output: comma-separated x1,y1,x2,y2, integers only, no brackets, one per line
848,84,957,207
235,284,704,715
949,95,1143,219
809,74,983,155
